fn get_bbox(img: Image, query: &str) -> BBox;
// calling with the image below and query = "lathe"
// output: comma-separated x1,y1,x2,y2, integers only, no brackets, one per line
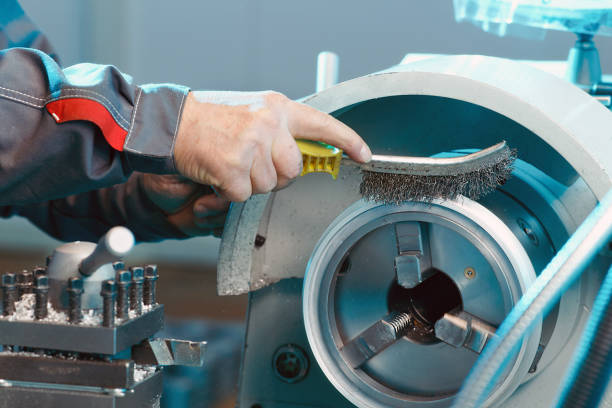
218,2,612,407
3,1,612,407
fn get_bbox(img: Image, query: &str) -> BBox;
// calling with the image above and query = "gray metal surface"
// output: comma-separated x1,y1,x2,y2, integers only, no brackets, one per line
303,197,540,407
0,368,162,408
0,353,134,389
434,311,497,354
0,304,164,354
132,338,206,367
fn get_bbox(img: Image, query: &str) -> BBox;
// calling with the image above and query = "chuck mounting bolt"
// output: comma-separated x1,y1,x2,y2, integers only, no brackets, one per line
143,265,158,306
100,280,116,327
116,270,132,319
130,266,144,315
34,275,49,320
67,277,84,324
2,273,17,316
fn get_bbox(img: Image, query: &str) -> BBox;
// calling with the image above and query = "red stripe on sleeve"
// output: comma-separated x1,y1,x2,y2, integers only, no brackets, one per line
46,98,128,151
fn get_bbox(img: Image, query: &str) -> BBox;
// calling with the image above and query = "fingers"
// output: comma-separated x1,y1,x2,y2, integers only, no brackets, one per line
286,101,372,163
193,194,230,217
271,132,302,190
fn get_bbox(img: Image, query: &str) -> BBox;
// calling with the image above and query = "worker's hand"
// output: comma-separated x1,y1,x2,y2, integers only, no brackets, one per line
173,91,372,202
141,174,229,237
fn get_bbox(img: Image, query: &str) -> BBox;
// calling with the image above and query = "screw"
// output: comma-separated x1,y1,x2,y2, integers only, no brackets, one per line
273,344,309,383
143,265,158,306
116,270,131,319
16,270,33,297
130,266,144,315
67,277,83,324
517,218,539,246
464,267,476,280
112,261,125,271
34,275,49,320
254,234,266,248
100,280,117,327
2,273,17,316
33,267,47,277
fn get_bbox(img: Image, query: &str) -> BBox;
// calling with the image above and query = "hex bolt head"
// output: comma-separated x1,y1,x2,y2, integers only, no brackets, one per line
33,267,47,277
100,279,117,295
112,261,125,271
2,273,16,286
68,276,84,291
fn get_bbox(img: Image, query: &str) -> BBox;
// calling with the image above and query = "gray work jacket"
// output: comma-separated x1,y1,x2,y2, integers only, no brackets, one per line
0,0,197,242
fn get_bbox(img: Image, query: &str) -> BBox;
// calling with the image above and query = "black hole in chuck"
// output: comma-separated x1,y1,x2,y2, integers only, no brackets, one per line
387,270,462,344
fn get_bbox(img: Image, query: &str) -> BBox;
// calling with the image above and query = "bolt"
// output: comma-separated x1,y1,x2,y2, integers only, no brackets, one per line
2,273,17,316
100,280,117,327
67,277,83,324
34,275,49,320
112,261,125,271
517,218,539,246
33,267,47,277
254,234,266,248
16,270,33,297
130,266,144,315
143,265,158,306
116,270,131,319
464,267,476,280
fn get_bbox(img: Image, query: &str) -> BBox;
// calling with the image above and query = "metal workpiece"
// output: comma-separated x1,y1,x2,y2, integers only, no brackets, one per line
79,226,135,277
16,270,33,297
132,338,206,367
66,276,83,324
143,265,158,306
115,270,131,319
0,304,164,355
340,312,411,369
130,267,144,315
394,222,434,288
33,275,49,320
316,51,339,93
100,279,116,328
1,273,17,316
434,310,497,354
0,353,135,389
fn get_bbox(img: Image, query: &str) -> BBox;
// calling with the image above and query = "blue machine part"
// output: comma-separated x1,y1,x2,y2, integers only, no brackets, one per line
454,0,612,38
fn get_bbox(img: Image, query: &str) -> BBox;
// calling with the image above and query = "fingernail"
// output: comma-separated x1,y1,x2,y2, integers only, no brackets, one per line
360,144,372,162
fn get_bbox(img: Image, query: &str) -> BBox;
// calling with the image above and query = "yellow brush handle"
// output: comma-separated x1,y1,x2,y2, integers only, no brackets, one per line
296,140,343,179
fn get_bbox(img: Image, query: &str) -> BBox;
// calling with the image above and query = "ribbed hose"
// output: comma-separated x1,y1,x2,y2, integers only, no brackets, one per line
556,264,612,408
451,188,612,408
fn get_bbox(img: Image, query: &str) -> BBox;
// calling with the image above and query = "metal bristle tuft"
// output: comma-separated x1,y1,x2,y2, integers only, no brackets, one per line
360,148,516,204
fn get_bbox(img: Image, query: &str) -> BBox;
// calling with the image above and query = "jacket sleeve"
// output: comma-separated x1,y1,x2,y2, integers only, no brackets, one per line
0,0,197,242
0,47,189,207
2,173,190,243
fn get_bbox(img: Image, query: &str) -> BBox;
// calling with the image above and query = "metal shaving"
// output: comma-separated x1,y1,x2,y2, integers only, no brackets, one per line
360,149,516,204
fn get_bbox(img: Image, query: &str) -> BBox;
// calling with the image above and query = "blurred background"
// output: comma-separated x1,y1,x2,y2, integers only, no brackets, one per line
4,1,612,407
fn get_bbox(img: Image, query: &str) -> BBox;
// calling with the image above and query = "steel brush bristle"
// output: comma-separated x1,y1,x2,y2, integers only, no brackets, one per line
356,141,516,204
